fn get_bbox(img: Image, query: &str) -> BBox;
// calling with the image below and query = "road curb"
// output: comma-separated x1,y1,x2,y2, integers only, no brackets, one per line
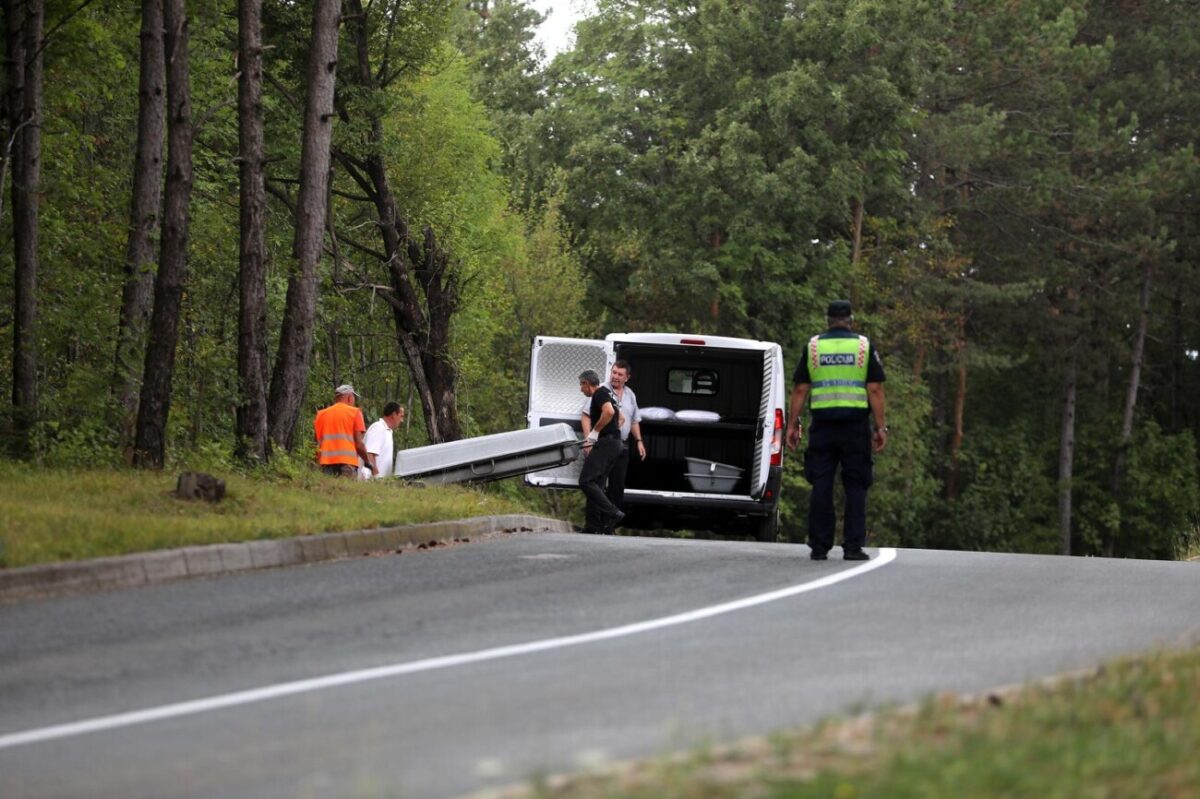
0,514,576,603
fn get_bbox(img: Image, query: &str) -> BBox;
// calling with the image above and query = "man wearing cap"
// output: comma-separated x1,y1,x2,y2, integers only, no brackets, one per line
314,384,374,478
785,300,888,561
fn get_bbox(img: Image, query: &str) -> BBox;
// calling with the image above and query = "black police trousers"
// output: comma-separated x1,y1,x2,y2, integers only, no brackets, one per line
804,418,874,553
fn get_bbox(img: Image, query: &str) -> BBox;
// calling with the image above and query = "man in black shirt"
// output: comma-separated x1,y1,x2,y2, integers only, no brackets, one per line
578,369,625,534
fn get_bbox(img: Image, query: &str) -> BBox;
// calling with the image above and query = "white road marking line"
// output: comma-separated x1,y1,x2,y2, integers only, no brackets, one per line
0,548,896,751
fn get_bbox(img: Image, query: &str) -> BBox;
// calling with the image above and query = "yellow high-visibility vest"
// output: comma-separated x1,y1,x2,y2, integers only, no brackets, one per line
807,335,870,411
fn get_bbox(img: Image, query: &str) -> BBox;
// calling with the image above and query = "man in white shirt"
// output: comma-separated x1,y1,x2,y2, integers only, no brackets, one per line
361,402,405,479
580,360,646,515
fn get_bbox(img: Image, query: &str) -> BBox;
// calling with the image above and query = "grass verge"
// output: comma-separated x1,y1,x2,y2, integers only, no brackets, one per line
520,645,1200,799
0,462,528,569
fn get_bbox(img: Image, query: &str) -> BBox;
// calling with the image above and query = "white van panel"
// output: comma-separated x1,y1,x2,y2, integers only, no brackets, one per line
526,336,610,487
750,344,785,495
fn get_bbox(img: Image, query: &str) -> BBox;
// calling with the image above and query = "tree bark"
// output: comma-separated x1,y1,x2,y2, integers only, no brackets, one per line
339,0,463,443
4,0,44,451
849,197,864,310
267,0,341,451
946,314,967,501
1057,292,1082,556
850,197,864,265
235,0,270,463
1105,261,1153,557
133,0,192,469
1169,283,1182,434
114,0,165,460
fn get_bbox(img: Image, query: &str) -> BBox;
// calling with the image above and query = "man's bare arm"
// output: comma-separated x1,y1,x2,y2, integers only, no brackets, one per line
868,382,888,452
785,383,809,449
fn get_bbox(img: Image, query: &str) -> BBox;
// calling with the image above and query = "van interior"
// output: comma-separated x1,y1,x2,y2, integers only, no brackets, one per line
615,343,765,496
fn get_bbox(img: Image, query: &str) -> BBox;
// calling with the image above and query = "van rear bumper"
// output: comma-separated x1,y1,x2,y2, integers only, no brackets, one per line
622,494,776,521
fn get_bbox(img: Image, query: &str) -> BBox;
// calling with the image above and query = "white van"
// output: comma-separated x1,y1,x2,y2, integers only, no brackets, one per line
526,333,786,540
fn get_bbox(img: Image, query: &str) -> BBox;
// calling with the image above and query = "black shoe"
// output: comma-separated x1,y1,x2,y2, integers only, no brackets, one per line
601,510,625,534
810,549,828,561
843,549,870,561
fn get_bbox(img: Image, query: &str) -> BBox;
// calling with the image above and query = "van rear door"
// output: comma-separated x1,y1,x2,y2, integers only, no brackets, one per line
526,336,611,487
749,344,785,497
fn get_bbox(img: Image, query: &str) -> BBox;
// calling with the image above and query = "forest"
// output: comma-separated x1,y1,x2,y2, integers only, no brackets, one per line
1,0,1197,559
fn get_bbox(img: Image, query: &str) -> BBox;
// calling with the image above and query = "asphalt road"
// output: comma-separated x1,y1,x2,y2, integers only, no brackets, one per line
2,532,1198,798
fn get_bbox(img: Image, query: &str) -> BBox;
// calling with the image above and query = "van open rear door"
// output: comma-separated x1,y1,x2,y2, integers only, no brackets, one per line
526,336,610,487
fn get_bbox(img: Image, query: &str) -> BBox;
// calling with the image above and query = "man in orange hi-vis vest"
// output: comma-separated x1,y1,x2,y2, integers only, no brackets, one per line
314,384,374,478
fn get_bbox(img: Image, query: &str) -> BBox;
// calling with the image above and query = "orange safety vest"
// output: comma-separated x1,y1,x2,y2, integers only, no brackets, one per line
314,403,365,467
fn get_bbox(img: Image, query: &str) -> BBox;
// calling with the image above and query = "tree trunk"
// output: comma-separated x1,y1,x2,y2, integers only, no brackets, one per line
1169,283,1182,434
1105,261,1153,557
849,197,864,310
133,0,192,469
114,0,166,461
340,0,464,443
946,314,967,501
4,0,44,452
1057,294,1081,556
267,0,341,451
235,0,270,463
355,144,443,442
415,225,463,442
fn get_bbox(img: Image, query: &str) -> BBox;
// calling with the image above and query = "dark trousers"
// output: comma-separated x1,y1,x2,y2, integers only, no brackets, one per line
579,436,622,530
804,418,874,553
605,441,630,508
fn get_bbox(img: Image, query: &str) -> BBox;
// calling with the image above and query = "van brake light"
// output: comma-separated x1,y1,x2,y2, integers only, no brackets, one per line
680,338,706,345
770,409,784,466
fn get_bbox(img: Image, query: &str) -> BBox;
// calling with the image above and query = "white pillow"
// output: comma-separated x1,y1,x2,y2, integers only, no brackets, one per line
638,406,675,421
675,409,721,423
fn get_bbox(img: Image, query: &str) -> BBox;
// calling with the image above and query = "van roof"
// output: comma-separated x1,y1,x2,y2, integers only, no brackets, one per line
607,332,778,352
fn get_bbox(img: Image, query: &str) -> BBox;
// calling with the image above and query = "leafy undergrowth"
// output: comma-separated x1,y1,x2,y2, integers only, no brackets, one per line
0,462,527,568
521,646,1200,799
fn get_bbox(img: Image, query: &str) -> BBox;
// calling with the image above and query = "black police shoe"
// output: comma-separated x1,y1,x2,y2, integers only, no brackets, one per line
843,549,870,561
810,549,828,561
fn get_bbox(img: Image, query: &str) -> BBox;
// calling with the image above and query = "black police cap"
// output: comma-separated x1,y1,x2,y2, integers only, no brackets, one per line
827,300,853,318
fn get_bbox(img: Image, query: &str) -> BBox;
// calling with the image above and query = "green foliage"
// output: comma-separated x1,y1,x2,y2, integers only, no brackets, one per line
946,424,1059,554
1112,422,1200,560
3,0,1199,559
29,419,124,469
868,362,941,549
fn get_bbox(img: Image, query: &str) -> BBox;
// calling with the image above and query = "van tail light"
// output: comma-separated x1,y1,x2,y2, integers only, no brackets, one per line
770,409,784,466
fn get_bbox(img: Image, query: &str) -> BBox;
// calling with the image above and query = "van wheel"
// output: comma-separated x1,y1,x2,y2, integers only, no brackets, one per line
753,508,779,542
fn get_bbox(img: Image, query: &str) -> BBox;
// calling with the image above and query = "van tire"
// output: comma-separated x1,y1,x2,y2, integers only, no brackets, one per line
753,508,779,542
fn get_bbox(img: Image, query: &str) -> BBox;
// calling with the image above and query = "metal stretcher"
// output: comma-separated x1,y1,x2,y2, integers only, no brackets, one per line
392,423,582,485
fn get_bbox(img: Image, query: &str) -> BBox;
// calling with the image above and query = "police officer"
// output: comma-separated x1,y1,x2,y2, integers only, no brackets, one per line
785,300,888,560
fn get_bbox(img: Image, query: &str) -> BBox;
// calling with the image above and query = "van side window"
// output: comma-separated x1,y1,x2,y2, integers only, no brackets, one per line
667,368,719,396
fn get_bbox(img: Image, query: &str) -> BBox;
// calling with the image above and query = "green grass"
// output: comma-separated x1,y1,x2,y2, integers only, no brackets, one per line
525,646,1200,799
0,462,527,569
